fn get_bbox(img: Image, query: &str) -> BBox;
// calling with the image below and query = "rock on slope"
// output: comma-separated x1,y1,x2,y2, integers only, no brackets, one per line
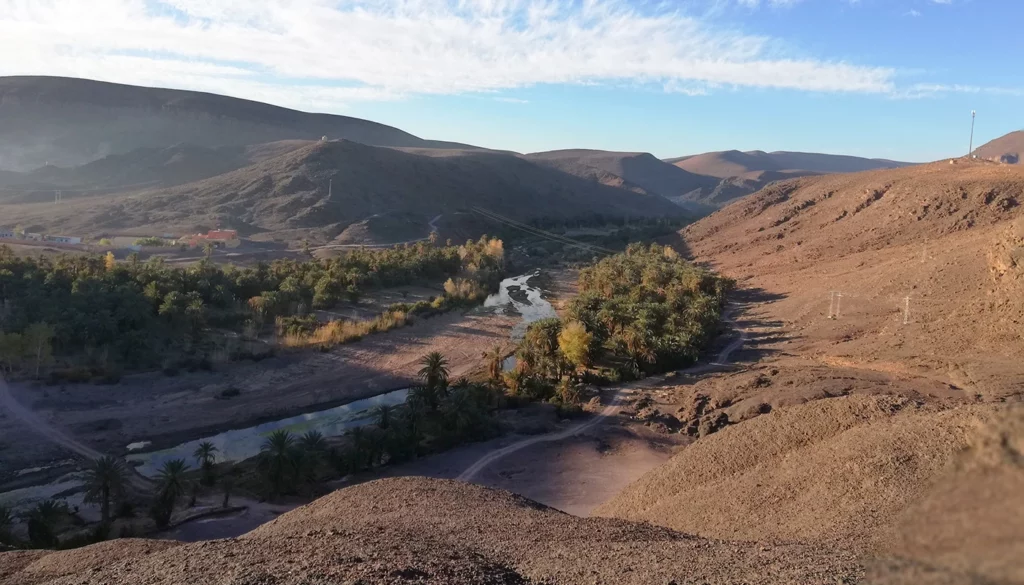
0,76,477,171
1,477,864,585
596,395,1024,583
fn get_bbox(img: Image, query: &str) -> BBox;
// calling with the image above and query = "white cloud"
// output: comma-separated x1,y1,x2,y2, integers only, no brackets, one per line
892,83,1024,99
0,0,900,112
907,9,921,16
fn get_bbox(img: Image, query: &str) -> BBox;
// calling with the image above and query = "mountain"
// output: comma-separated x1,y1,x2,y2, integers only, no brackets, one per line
0,141,312,200
0,76,479,171
526,149,720,203
660,149,912,208
0,140,686,237
975,130,1024,164
668,149,910,178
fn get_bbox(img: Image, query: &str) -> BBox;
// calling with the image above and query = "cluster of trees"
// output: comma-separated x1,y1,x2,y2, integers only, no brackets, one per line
500,244,731,401
0,237,504,376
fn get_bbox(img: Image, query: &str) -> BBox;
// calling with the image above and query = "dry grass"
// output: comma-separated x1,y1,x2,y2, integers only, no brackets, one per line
280,309,411,349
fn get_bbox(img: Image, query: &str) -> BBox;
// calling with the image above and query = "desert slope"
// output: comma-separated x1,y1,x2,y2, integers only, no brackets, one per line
597,396,1024,583
0,140,686,237
679,160,1023,396
0,477,867,585
0,76,477,171
527,149,720,199
975,130,1024,164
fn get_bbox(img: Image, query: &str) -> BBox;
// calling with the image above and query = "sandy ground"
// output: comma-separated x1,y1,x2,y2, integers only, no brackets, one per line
0,307,515,478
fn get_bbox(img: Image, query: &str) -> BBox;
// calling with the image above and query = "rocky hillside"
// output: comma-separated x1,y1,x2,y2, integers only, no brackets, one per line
679,159,1023,396
664,149,911,208
0,76,477,171
527,149,720,209
0,140,686,238
598,395,1024,583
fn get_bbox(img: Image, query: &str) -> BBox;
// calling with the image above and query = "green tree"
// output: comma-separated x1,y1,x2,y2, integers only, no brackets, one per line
26,500,65,548
23,322,55,378
258,430,298,497
193,441,218,487
557,320,593,374
0,505,14,545
83,455,127,526
482,345,505,386
298,430,328,485
373,404,394,429
418,351,450,392
155,459,192,512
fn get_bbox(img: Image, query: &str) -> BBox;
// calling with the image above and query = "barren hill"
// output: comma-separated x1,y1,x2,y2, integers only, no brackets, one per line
527,149,720,202
594,161,1024,582
0,76,477,171
975,130,1024,164
670,149,909,178
662,149,911,208
0,477,867,584
598,395,1024,583
678,160,1023,396
0,141,312,201
0,140,685,237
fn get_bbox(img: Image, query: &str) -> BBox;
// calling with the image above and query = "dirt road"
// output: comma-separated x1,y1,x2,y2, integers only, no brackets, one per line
457,306,748,482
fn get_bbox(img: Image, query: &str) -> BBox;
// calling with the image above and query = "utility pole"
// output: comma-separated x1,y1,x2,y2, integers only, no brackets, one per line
828,291,843,319
835,292,844,319
328,179,332,199
828,291,836,319
903,296,911,325
968,110,976,157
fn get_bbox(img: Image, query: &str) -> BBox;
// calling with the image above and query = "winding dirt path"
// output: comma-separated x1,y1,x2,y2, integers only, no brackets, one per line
457,307,749,482
0,377,153,488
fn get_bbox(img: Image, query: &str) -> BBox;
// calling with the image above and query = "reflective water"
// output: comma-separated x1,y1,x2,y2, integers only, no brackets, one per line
484,270,557,340
126,388,409,477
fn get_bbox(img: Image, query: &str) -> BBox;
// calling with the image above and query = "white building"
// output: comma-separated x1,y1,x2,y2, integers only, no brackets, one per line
0,229,13,239
47,235,82,245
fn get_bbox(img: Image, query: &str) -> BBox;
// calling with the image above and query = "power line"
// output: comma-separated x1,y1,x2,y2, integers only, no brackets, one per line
471,207,616,255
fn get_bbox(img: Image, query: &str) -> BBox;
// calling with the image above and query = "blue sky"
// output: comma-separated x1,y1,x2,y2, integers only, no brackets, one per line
1,0,1021,161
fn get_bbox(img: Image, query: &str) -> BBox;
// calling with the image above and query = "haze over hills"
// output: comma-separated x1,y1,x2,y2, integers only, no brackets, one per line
975,130,1024,164
0,76,479,171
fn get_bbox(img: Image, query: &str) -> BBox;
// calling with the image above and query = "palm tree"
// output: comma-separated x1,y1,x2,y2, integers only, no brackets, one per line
373,404,394,429
418,351,450,391
298,430,327,485
0,505,13,545
156,459,191,504
83,455,127,525
220,465,237,508
193,441,218,486
442,387,481,437
26,500,65,548
258,429,297,497
483,345,505,385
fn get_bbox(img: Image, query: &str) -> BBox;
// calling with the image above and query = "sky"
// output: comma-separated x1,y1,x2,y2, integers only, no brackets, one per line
1,0,1021,161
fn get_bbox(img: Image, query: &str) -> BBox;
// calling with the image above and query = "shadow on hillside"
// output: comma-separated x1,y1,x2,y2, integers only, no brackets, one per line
725,287,793,366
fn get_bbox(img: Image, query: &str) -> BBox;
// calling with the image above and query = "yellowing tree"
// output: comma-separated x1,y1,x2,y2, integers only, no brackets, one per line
104,251,116,271
558,320,592,373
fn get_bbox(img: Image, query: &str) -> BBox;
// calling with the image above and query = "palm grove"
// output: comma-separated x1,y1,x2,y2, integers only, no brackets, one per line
0,237,504,378
0,244,731,549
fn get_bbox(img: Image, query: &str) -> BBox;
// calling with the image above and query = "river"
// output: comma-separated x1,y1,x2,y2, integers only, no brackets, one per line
0,270,556,512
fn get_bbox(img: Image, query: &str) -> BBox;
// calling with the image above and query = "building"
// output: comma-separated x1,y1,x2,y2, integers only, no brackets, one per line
46,235,82,245
0,229,13,239
179,229,239,248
